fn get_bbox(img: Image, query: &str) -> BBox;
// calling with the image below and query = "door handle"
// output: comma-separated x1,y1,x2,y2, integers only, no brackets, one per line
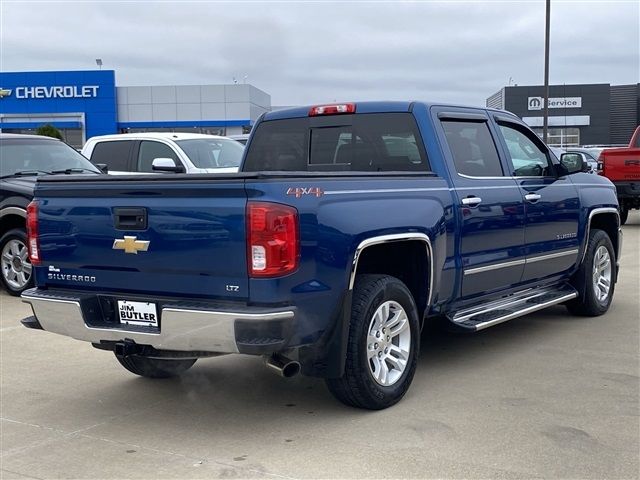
461,196,482,207
524,193,541,203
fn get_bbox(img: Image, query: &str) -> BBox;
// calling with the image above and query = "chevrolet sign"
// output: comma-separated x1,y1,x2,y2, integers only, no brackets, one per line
8,85,100,99
0,88,12,98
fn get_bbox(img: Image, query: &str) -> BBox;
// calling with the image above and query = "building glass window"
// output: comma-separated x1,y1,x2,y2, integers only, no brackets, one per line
120,127,225,136
533,127,580,147
1,127,83,149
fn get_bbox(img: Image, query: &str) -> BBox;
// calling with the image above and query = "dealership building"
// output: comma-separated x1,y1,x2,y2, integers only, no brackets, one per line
486,83,640,147
0,70,271,148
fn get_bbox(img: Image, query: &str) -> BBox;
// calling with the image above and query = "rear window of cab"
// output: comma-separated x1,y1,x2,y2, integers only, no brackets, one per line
242,113,430,172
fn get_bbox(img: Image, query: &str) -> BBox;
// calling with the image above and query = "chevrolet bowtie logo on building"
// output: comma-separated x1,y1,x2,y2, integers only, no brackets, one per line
0,88,13,98
112,236,150,254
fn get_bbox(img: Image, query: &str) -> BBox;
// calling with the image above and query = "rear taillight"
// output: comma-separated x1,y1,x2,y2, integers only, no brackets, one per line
309,103,356,116
247,202,299,277
26,201,41,265
597,153,605,175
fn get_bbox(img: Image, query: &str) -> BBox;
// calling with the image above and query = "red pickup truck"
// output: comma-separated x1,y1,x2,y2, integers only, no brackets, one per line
598,125,640,224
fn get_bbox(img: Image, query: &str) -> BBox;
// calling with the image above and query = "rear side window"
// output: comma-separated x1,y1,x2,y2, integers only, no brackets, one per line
441,121,504,177
137,141,180,173
89,141,132,171
243,113,429,172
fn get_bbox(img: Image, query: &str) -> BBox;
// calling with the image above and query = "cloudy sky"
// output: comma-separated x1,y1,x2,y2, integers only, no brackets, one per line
1,1,638,107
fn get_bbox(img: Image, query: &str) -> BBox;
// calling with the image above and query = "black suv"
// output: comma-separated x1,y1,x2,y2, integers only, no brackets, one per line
0,134,101,295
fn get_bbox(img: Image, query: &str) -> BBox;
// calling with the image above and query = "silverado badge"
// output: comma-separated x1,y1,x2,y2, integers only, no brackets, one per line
112,236,150,254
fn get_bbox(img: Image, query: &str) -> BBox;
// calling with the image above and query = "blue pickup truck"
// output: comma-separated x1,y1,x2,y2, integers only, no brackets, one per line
21,102,622,409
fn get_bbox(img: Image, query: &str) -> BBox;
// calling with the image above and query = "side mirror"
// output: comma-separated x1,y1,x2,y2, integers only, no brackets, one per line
560,153,585,174
94,163,108,174
151,158,185,173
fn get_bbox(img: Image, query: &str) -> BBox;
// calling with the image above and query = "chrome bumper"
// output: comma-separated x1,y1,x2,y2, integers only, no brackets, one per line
22,290,295,354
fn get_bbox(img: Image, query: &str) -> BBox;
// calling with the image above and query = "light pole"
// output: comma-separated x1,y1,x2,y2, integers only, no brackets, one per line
542,0,551,143
95,58,103,70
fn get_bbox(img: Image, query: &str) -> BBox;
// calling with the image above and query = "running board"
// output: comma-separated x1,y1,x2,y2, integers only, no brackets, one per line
448,284,578,331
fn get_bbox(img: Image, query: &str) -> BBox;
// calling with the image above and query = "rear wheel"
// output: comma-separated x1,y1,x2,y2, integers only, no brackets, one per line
566,229,616,316
115,354,196,378
326,274,420,410
0,228,33,296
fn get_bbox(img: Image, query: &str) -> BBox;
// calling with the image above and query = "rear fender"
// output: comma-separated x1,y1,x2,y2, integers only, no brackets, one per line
303,233,433,378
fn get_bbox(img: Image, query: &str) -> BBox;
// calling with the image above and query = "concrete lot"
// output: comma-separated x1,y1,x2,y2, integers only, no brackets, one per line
1,214,638,479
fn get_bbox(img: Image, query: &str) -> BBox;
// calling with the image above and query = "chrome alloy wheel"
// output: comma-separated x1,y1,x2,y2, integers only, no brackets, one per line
592,245,612,303
1,239,32,290
366,300,411,387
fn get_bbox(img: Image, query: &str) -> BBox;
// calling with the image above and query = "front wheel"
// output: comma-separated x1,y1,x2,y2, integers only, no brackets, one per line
566,229,616,316
326,274,420,410
115,354,196,378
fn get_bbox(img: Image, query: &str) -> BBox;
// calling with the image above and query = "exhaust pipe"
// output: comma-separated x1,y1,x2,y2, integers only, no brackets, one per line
263,354,301,378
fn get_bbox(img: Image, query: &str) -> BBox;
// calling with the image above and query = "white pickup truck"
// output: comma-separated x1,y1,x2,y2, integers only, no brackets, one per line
81,132,244,174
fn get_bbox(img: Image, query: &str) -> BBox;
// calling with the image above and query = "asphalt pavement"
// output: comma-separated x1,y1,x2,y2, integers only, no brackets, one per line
1,213,639,479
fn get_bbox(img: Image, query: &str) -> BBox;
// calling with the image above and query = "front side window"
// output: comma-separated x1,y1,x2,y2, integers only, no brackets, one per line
137,141,180,173
499,124,553,177
441,120,504,177
176,138,244,169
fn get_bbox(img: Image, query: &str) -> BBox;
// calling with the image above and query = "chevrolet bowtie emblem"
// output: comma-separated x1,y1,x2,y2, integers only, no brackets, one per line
0,88,12,98
112,236,150,254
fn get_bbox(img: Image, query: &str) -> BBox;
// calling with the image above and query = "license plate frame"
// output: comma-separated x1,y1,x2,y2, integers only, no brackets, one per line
117,300,159,328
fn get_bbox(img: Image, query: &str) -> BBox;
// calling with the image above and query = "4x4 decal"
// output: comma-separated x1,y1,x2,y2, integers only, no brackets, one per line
286,187,324,198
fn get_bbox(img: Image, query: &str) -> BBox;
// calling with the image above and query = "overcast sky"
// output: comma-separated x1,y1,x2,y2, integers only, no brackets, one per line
1,1,638,107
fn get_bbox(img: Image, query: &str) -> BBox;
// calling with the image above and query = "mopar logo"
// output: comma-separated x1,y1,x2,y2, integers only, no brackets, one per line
0,88,12,98
528,97,543,110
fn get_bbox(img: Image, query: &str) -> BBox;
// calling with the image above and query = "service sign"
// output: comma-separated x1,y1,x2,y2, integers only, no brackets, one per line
528,97,582,110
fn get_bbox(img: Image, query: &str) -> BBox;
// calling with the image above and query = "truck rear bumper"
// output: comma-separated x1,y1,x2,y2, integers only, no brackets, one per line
613,181,640,199
21,288,296,355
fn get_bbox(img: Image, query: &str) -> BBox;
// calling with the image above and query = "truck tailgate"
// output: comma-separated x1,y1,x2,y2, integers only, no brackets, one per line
601,148,640,181
34,177,248,299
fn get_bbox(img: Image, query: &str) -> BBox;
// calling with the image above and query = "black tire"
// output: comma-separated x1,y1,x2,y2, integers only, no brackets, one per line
326,274,420,410
566,229,616,316
115,354,196,378
619,207,629,226
0,228,34,296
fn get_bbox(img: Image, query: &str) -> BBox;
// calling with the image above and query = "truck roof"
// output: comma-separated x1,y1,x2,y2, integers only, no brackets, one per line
84,132,230,143
262,101,517,121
